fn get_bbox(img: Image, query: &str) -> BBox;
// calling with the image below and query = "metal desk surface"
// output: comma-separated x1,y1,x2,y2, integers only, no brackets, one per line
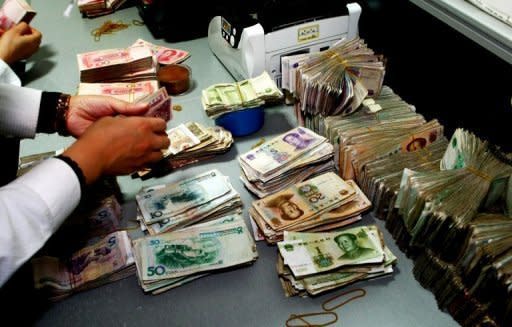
19,1,458,326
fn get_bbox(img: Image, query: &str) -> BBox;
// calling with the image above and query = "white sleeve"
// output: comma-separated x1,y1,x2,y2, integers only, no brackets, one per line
0,158,81,286
0,83,42,138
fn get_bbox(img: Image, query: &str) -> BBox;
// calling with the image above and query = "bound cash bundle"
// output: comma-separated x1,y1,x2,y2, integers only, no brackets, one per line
77,45,157,83
284,37,385,118
78,0,128,18
33,231,135,302
202,71,283,119
132,214,258,294
249,172,371,244
414,212,512,327
135,170,242,235
0,0,35,30
277,225,397,296
133,122,234,179
239,127,335,198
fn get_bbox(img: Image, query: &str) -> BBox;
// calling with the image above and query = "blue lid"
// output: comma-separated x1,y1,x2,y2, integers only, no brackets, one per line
215,107,264,137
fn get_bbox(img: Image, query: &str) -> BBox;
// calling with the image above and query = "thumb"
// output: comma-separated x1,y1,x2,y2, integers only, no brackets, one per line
13,22,31,35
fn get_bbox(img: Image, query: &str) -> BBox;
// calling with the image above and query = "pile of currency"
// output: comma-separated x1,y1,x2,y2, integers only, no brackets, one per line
396,129,512,257
0,0,35,30
77,0,128,17
133,122,234,179
135,170,242,235
132,213,258,294
284,37,385,117
239,127,334,198
77,45,156,83
32,231,135,301
78,80,160,103
249,172,371,244
277,225,397,296
202,71,283,119
131,39,190,66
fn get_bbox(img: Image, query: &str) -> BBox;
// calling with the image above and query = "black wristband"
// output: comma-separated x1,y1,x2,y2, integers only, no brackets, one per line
37,92,61,134
55,154,86,195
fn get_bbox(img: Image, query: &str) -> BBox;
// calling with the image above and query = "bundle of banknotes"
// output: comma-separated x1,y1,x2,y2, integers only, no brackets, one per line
133,122,234,179
77,0,128,17
77,45,157,83
132,213,258,294
282,37,385,117
202,71,283,119
0,0,34,30
239,127,335,198
32,231,135,301
135,169,243,235
277,225,397,296
131,39,190,66
249,172,371,244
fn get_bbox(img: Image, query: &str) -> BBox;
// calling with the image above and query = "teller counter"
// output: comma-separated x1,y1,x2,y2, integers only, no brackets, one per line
11,1,459,326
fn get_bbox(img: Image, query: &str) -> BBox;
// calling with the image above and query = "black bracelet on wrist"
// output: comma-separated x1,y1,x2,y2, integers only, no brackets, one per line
55,94,72,136
55,154,86,195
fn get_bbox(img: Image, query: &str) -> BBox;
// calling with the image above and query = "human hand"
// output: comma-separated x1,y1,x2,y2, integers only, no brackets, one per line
0,22,41,64
62,116,170,184
66,95,150,137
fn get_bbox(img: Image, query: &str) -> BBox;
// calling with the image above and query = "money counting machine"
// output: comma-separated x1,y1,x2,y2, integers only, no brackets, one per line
208,0,361,86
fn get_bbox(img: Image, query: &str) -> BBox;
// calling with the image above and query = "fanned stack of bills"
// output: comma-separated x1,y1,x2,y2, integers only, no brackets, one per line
135,170,243,235
202,71,283,119
32,231,135,301
288,37,385,117
77,46,156,83
130,39,190,65
277,225,397,296
133,87,172,121
239,127,334,198
249,172,371,244
133,122,234,179
0,0,35,30
78,0,128,18
132,213,258,294
78,80,159,103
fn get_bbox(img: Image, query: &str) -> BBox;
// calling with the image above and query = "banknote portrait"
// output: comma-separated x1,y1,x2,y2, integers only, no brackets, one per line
265,193,304,221
334,233,376,260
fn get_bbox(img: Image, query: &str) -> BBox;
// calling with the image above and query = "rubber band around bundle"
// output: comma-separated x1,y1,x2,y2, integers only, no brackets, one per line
322,288,367,311
412,147,434,163
466,166,492,182
285,312,338,327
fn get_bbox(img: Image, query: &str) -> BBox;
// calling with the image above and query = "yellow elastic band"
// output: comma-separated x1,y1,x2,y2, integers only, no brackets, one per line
466,166,492,182
286,312,338,327
322,288,367,311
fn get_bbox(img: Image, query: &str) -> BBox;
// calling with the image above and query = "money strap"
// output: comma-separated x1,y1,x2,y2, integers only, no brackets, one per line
285,312,338,327
465,166,492,182
321,288,367,311
55,93,71,136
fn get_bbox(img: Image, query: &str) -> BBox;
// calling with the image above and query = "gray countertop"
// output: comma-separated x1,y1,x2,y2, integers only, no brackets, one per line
19,1,458,326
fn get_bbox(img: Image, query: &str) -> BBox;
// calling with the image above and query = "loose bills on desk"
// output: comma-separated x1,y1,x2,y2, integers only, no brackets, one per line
277,225,397,296
249,173,371,244
239,126,334,198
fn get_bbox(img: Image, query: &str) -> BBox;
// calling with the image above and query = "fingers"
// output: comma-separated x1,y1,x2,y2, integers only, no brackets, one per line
150,134,170,151
116,102,150,116
13,22,31,34
146,117,167,133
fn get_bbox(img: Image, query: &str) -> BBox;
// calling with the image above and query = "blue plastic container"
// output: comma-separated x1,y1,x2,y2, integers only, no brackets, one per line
215,107,264,137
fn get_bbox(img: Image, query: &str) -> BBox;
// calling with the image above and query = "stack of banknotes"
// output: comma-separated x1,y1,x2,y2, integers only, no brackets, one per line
239,127,334,198
78,82,171,121
135,170,243,235
77,45,157,83
277,225,397,296
282,37,385,117
249,172,371,244
133,122,234,179
130,39,190,66
32,231,135,302
415,217,512,327
202,71,283,119
132,213,258,294
0,0,35,30
77,0,128,17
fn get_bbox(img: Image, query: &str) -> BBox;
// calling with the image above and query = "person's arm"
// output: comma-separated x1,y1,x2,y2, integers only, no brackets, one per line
0,158,80,286
0,115,169,286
